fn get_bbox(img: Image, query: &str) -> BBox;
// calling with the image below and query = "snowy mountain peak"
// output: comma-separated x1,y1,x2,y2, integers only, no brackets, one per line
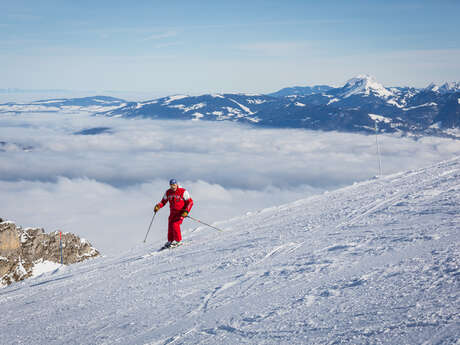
425,82,460,94
340,74,394,99
425,82,440,92
439,81,460,93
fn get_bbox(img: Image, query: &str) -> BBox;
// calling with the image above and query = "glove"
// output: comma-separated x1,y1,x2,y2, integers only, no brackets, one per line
154,204,160,212
181,210,189,218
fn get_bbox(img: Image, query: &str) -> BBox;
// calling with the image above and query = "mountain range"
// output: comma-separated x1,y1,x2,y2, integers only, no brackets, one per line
1,75,459,138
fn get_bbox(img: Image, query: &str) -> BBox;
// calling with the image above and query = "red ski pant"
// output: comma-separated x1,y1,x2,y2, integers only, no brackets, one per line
168,212,183,242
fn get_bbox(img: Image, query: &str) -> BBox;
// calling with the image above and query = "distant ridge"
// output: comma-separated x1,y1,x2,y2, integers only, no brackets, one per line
1,76,459,138
268,85,333,97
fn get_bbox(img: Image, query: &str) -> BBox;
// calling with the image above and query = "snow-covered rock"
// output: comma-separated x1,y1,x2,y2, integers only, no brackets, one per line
0,220,99,287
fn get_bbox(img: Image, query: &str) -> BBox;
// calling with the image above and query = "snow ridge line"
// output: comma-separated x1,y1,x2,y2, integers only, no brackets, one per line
335,190,409,230
335,157,460,230
254,242,303,266
204,157,460,236
145,327,197,345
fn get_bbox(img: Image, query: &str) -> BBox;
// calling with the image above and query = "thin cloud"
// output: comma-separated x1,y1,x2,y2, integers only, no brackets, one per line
7,13,41,21
142,30,178,41
237,41,312,57
155,42,183,49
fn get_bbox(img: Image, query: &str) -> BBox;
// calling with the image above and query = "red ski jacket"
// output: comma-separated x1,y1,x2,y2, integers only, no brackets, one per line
157,186,193,214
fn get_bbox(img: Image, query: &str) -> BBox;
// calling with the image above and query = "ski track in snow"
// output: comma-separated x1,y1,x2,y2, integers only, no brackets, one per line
0,158,459,344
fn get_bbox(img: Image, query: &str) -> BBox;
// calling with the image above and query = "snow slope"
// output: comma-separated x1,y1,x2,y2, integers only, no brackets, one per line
0,158,459,344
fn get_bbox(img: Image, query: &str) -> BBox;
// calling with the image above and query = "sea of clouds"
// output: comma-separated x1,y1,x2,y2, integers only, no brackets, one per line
1,111,458,254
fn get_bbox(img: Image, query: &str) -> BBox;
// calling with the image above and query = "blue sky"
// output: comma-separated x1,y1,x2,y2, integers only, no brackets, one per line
1,0,459,95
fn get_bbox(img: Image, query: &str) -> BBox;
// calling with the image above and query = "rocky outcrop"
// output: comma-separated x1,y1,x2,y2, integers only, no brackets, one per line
0,218,99,287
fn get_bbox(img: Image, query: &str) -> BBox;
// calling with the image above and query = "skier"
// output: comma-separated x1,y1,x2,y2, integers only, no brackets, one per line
154,179,193,249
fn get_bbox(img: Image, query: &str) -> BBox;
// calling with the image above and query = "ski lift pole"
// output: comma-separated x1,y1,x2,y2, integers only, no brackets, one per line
143,211,157,243
186,215,223,232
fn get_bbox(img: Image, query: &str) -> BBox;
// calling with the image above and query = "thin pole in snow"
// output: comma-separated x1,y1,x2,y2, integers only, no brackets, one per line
59,231,63,265
143,211,157,243
375,121,382,176
186,215,224,232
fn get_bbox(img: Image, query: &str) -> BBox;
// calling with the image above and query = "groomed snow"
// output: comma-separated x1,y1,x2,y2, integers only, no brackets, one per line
0,158,459,344
31,260,63,278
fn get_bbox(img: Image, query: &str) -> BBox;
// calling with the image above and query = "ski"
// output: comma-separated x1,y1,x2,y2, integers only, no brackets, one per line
158,241,184,251
142,241,187,258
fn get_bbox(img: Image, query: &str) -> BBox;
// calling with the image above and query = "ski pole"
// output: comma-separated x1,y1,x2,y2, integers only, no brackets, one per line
143,211,157,243
186,215,223,232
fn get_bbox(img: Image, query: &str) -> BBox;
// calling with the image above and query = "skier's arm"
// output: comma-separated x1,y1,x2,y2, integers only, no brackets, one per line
154,192,168,212
181,190,193,217
184,197,193,212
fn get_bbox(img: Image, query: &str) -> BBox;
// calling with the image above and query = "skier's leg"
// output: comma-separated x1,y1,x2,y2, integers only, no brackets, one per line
167,216,174,242
171,214,183,242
